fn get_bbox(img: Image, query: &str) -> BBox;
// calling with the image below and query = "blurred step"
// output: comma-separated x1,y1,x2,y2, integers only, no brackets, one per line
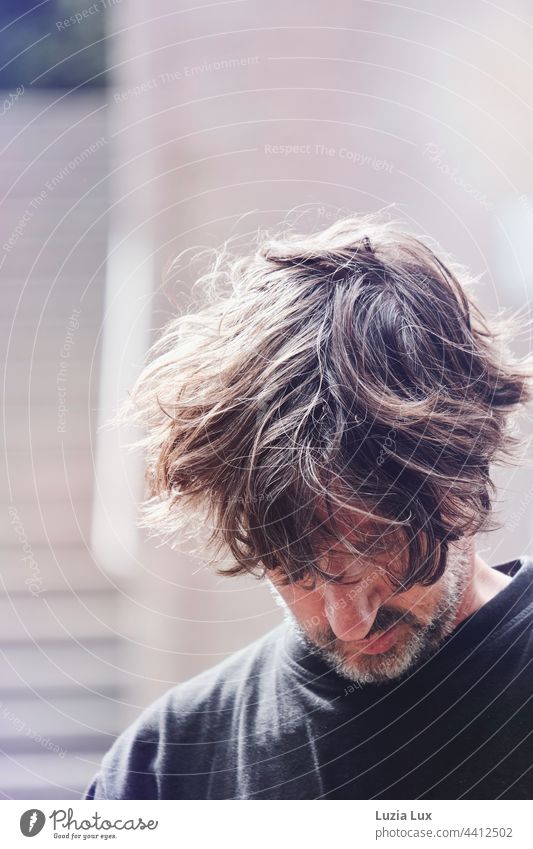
1,449,97,505
2,196,108,223
0,546,112,594
1,238,110,277
1,276,105,322
0,160,109,199
0,591,118,644
0,693,122,745
0,499,94,544
3,324,103,362
0,92,108,159
0,639,120,693
3,405,98,451
0,749,112,799
2,357,100,405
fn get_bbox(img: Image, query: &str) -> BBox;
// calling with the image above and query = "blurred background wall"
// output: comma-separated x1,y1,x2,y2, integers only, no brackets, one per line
1,0,532,799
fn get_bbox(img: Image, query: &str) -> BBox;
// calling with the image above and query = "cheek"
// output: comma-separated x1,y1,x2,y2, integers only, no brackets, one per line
394,583,439,621
273,584,326,626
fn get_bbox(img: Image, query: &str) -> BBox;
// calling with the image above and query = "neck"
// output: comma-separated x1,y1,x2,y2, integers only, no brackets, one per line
451,543,512,629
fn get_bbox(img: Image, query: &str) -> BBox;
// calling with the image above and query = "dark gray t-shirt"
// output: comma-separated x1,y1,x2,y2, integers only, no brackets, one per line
85,557,533,799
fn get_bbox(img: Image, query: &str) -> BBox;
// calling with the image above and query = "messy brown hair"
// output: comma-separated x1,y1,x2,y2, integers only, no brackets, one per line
123,214,533,590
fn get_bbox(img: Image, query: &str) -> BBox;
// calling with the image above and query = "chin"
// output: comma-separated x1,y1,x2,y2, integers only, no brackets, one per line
319,628,439,686
332,648,418,685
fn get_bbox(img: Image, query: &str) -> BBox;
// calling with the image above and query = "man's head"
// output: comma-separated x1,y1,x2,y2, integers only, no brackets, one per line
126,214,531,679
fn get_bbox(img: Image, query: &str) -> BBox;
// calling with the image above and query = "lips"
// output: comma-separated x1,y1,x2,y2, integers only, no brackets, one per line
354,623,400,655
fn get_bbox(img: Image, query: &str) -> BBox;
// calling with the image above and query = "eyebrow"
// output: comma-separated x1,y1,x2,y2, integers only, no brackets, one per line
310,558,370,585
319,536,391,563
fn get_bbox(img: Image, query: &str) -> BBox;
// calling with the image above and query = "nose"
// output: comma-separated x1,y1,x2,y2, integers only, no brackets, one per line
322,581,383,641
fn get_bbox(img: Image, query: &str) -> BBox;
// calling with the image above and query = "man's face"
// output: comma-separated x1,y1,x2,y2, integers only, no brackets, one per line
270,535,471,685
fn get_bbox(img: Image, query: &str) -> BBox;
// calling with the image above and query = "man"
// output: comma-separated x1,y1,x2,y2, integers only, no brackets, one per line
86,214,533,799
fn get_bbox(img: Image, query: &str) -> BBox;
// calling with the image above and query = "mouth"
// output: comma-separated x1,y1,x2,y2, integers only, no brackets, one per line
352,622,401,656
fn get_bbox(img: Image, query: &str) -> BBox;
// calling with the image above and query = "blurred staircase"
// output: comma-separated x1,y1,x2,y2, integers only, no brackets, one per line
0,91,122,799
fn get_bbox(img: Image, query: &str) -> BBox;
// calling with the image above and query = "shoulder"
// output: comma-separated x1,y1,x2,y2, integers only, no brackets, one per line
85,624,286,800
